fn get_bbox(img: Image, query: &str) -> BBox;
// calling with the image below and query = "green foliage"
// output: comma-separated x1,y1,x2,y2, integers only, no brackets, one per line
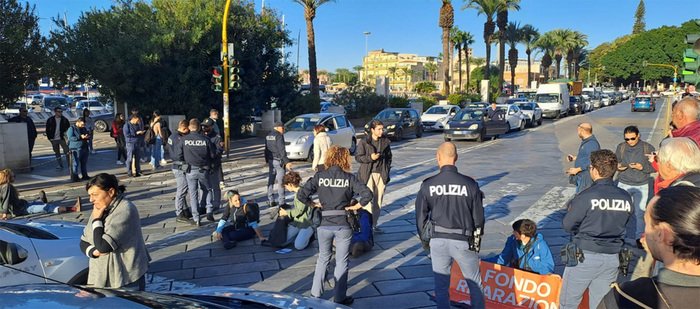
601,20,700,84
417,96,437,111
633,0,645,34
44,0,298,137
331,68,358,85
282,95,319,122
447,93,465,105
388,96,409,108
334,84,387,119
0,0,44,107
469,65,501,102
414,81,437,94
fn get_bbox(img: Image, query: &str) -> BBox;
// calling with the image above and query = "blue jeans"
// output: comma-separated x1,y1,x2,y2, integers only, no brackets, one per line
150,137,163,167
186,169,213,221
430,238,484,309
70,148,89,178
285,225,315,250
126,142,141,175
172,168,188,216
618,182,649,239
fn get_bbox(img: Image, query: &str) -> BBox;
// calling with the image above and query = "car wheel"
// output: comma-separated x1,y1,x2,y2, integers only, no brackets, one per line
416,126,422,138
306,146,314,163
349,137,357,155
94,120,108,132
518,120,525,131
555,111,561,119
395,128,403,141
476,130,484,143
537,117,542,126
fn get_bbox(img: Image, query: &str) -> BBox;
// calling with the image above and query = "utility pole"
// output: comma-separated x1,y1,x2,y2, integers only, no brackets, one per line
222,0,233,156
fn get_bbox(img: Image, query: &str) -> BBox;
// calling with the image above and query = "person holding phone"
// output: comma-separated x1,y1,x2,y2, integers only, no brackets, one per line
79,173,150,291
66,117,91,182
356,119,392,233
615,126,655,248
566,123,600,193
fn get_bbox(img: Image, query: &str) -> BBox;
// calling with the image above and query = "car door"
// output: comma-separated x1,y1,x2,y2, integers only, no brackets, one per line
409,110,421,134
0,230,45,286
322,117,339,145
485,110,509,136
333,115,351,148
402,111,416,136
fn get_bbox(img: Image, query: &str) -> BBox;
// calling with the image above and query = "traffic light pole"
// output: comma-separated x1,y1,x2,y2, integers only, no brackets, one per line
221,0,233,157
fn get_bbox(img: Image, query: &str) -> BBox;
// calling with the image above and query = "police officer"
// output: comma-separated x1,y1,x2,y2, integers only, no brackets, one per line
202,118,223,211
560,149,633,309
265,121,292,207
298,145,372,306
169,119,191,224
178,118,216,226
415,142,485,309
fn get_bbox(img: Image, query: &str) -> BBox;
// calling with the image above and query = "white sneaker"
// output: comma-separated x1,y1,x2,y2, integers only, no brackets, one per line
160,160,168,166
116,160,124,165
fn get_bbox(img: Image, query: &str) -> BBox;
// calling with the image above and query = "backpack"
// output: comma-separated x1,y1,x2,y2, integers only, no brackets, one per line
159,119,171,141
144,127,156,145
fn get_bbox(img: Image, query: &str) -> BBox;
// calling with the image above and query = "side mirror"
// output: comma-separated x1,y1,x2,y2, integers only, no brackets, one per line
0,241,29,265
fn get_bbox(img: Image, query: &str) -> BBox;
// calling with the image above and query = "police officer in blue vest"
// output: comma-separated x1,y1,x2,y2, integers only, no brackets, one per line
560,149,633,309
265,121,292,207
178,118,216,226
169,119,191,224
202,118,223,211
415,142,485,309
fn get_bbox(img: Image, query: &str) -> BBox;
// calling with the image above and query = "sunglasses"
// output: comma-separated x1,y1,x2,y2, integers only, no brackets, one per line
624,137,637,141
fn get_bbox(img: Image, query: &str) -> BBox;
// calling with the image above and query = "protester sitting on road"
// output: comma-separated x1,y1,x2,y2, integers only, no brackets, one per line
79,173,150,291
213,190,267,249
599,186,700,308
82,108,96,154
112,113,127,165
485,219,554,275
312,124,331,172
0,169,75,219
277,171,314,250
650,137,700,193
350,205,373,258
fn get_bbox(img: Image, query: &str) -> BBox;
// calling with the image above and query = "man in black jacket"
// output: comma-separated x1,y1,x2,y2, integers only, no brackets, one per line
560,149,633,309
356,119,392,232
265,121,291,207
45,107,70,169
8,107,38,165
415,142,485,309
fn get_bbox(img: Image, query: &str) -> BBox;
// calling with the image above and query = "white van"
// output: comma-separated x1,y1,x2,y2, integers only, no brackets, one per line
535,83,570,118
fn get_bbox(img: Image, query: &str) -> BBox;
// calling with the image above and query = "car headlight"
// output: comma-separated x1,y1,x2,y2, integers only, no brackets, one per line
444,123,450,129
296,135,308,144
387,124,395,130
468,124,479,130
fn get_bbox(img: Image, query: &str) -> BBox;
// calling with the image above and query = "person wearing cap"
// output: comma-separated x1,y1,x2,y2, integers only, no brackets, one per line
8,107,38,165
202,118,223,211
264,121,292,208
45,107,71,169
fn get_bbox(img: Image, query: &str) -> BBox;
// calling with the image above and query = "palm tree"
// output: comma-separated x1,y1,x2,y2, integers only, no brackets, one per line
439,0,454,96
505,21,521,95
451,29,466,92
565,31,588,80
495,0,521,94
466,0,499,98
572,46,588,81
549,29,574,79
352,65,363,83
293,0,333,97
535,33,555,81
462,31,475,92
425,61,438,82
402,67,414,91
520,24,539,87
388,66,398,80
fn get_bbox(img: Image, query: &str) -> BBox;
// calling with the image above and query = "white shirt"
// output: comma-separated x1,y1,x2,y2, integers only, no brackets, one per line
53,116,61,140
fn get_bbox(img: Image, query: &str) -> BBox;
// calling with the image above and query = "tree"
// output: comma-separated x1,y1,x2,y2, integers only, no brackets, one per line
565,31,588,80
451,29,466,92
520,24,539,87
466,0,499,86
632,0,645,34
294,0,333,98
414,81,437,95
495,0,521,94
0,0,44,107
469,65,500,101
425,61,438,81
462,32,475,92
505,21,521,94
535,33,556,81
549,29,574,79
402,67,414,91
439,0,454,96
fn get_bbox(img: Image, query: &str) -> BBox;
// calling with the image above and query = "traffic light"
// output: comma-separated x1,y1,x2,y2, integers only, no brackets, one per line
229,59,241,90
211,66,223,92
682,33,700,85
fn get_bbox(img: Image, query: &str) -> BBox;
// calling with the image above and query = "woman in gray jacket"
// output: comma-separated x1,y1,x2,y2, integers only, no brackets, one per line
312,124,332,172
79,173,150,290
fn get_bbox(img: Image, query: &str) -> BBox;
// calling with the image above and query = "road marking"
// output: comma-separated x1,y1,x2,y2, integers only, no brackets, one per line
512,186,575,226
27,174,60,181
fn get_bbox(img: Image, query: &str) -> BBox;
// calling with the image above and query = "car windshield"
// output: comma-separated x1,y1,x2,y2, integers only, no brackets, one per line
454,110,484,121
536,94,559,103
89,101,103,107
636,97,650,101
466,103,487,109
285,116,320,131
425,106,449,114
44,97,67,109
516,103,533,110
375,110,404,120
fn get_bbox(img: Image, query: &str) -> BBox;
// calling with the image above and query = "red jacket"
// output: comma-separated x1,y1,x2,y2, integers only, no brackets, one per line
671,120,700,145
111,120,124,138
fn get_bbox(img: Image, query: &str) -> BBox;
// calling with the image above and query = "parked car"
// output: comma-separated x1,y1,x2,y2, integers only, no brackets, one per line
514,102,543,127
444,108,509,142
495,103,527,131
420,104,460,131
601,94,612,107
569,95,584,115
631,95,655,112
26,94,44,105
76,100,107,113
41,96,69,112
1,102,34,114
463,102,489,110
284,113,356,162
0,219,88,287
91,113,114,132
367,108,422,141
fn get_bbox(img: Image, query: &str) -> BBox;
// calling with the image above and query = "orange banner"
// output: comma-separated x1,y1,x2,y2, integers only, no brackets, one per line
449,261,588,309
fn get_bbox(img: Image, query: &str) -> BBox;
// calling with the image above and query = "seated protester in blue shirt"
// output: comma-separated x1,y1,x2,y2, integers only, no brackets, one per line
212,190,267,249
350,199,374,258
485,219,554,275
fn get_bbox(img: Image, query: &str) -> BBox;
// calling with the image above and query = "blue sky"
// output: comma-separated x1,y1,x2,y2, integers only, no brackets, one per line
27,0,698,71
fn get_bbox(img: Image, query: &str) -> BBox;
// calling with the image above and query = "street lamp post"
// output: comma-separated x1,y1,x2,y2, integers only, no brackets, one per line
222,0,233,156
363,31,371,84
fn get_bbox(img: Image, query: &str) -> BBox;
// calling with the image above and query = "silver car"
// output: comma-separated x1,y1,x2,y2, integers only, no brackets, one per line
496,103,528,131
514,102,543,127
0,219,88,286
284,113,356,161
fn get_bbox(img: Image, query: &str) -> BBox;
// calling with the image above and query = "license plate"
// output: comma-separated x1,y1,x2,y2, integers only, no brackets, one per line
453,131,466,135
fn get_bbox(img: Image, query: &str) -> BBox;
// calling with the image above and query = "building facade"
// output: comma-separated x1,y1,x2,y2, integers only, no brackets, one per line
361,49,442,93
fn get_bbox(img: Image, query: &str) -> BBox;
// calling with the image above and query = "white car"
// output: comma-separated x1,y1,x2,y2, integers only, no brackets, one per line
284,113,356,161
421,104,461,131
601,94,612,107
496,104,527,131
0,219,88,286
1,102,34,114
514,102,543,127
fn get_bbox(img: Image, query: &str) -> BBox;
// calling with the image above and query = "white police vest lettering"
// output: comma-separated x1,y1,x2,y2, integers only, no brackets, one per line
590,199,632,212
319,178,349,188
428,184,469,197
184,140,207,146
266,136,276,141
